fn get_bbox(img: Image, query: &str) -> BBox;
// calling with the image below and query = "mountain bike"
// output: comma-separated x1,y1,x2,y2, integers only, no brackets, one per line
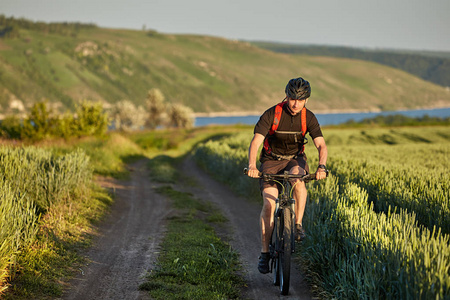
244,168,327,295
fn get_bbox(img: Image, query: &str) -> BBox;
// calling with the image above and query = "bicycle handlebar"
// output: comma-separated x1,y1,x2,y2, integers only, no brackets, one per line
243,168,328,182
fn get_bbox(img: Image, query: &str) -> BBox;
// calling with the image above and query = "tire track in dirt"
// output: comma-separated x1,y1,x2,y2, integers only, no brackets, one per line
60,159,171,300
60,156,313,300
181,157,313,300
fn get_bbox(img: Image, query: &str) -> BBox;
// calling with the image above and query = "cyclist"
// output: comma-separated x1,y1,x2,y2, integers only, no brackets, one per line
246,77,328,274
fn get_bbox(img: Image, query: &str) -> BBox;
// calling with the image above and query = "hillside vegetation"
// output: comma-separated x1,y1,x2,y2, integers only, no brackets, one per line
251,42,450,88
0,16,449,116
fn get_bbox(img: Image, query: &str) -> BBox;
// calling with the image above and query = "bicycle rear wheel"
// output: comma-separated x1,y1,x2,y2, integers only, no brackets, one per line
279,207,292,295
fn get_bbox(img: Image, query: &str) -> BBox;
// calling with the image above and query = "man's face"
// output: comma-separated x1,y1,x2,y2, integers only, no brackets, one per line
287,97,307,115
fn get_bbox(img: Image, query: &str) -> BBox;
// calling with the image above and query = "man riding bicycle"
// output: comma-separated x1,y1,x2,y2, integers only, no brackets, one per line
246,77,328,274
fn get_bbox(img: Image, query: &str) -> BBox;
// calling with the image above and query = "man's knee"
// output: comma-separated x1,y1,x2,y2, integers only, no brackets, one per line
262,187,278,201
292,180,307,195
289,166,306,176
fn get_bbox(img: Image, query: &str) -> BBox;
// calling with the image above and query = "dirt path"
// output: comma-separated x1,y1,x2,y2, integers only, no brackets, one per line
61,157,313,299
181,157,313,300
60,159,171,300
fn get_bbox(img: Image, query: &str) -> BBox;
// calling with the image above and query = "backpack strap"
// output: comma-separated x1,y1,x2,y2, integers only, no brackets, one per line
263,104,307,157
264,102,285,154
270,102,284,135
300,106,307,153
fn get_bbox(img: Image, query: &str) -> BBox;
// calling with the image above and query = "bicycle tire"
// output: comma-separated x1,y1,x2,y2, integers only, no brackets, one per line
279,207,292,295
272,211,281,286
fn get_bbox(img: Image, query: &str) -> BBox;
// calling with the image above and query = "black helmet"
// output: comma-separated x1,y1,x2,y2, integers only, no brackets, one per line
285,77,311,100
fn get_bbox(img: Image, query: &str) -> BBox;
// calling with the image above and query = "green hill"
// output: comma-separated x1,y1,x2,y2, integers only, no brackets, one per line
251,42,450,88
0,17,449,115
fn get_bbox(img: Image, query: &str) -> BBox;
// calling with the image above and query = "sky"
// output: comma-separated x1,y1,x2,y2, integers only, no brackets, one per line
1,0,449,52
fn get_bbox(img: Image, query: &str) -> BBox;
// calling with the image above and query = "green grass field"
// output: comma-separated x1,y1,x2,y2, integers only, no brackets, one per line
193,124,450,299
0,126,244,299
1,123,449,299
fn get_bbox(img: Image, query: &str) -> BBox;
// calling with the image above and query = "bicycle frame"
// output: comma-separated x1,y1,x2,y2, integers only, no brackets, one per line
271,171,303,246
244,168,318,295
268,171,303,295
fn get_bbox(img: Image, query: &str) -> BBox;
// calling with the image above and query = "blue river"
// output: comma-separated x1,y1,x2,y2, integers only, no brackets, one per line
194,107,450,127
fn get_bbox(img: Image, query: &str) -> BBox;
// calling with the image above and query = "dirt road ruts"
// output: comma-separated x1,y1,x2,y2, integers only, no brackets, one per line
61,157,313,299
181,157,313,300
61,159,171,300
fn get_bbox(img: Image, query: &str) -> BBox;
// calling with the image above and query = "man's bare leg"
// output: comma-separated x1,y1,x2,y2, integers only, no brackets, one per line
292,181,307,225
258,186,278,273
260,187,278,252
290,166,308,241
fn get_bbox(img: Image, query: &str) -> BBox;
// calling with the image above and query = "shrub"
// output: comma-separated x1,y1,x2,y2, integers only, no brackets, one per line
0,101,109,141
53,112,77,139
167,103,194,129
109,100,146,132
145,88,166,129
0,115,22,139
21,101,57,140
74,100,109,137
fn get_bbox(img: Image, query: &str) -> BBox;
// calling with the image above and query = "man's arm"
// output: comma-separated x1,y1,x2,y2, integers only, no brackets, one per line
247,133,265,178
313,136,328,180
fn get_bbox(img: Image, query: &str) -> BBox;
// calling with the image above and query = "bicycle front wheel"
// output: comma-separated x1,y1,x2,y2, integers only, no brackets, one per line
279,207,292,295
272,211,281,286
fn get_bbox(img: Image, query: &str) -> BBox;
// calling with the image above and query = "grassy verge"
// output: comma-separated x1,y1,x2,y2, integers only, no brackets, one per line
43,133,146,178
139,148,244,299
4,186,113,299
130,125,250,154
2,133,141,299
2,125,245,299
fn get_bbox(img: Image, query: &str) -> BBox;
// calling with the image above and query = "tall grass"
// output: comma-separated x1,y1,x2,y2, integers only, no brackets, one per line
193,126,450,299
193,132,258,199
0,186,38,294
0,147,91,213
0,146,92,294
302,177,450,299
328,155,450,234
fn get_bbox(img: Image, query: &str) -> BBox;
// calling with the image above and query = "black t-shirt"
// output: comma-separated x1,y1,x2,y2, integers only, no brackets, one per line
254,103,323,161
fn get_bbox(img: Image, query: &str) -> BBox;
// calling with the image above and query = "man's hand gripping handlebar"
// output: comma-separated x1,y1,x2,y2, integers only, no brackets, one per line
243,168,328,183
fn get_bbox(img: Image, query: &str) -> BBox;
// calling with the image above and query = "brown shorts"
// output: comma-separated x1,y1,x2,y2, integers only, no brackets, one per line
259,154,309,192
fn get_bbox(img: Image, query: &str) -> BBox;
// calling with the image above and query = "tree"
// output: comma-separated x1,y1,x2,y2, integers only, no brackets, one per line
21,101,57,140
74,100,109,137
109,100,146,132
167,103,194,129
145,88,166,129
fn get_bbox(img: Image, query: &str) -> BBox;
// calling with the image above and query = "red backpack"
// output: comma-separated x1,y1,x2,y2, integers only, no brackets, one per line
263,101,307,155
